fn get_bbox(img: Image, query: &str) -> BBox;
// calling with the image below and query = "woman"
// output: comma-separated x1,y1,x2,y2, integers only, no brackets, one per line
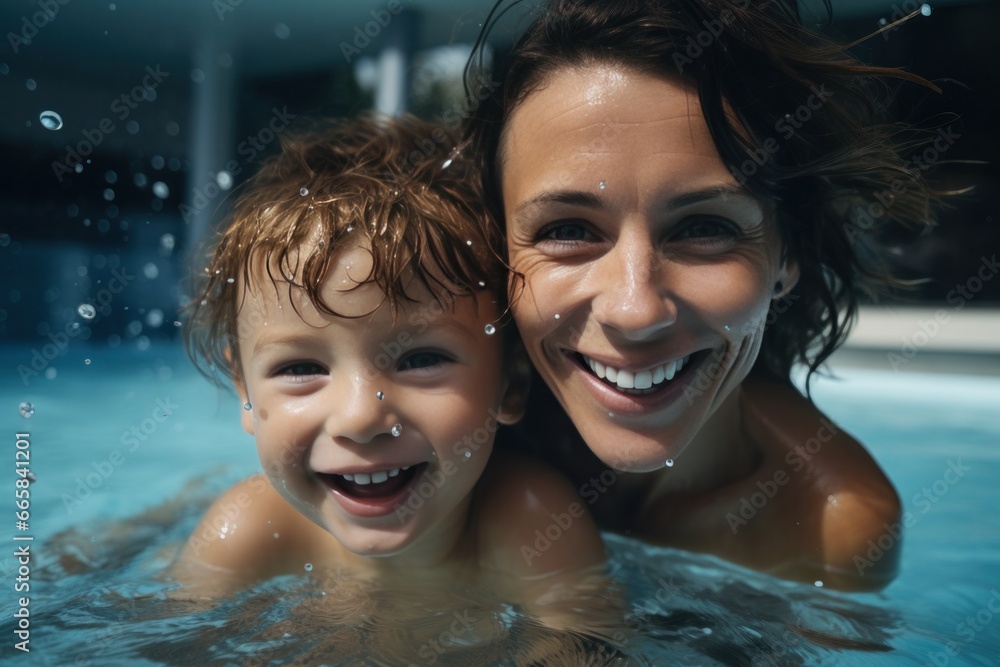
464,0,940,590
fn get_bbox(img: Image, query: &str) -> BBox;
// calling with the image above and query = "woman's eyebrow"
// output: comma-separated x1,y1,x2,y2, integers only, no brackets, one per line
514,185,756,217
514,190,603,215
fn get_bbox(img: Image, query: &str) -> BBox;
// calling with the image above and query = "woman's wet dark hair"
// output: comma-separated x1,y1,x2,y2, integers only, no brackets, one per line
463,0,943,393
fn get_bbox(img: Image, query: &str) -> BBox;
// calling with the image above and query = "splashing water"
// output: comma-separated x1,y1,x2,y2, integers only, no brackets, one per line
19,402,34,418
39,110,63,130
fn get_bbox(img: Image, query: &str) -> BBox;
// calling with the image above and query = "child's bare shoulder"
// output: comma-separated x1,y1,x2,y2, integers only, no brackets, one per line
475,452,604,577
172,475,328,596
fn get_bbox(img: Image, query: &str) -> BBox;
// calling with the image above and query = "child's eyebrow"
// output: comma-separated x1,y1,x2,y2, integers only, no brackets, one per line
251,334,323,357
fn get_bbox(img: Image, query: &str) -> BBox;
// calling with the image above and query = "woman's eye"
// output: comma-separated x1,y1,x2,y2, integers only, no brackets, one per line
674,217,739,242
276,362,325,378
398,351,451,371
539,221,591,242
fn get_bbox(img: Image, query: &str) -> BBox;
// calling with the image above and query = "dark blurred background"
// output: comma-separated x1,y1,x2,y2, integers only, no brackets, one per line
1,0,996,350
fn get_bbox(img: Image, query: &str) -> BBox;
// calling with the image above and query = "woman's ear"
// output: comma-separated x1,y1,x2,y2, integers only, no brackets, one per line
498,337,532,426
226,347,254,436
773,258,800,300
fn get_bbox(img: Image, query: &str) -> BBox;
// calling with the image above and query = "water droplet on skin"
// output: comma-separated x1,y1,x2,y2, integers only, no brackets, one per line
299,187,309,196
554,314,560,320
346,226,353,232
814,580,824,587
599,182,606,189
77,303,96,320
19,402,34,418
724,325,731,331
441,158,453,169
665,459,674,468
376,391,384,400
39,110,63,130
243,402,252,411
26,472,36,483
464,451,472,458
484,324,496,335
273,532,280,539
226,277,235,284
478,281,486,287
391,423,402,437
304,563,313,572
466,240,472,246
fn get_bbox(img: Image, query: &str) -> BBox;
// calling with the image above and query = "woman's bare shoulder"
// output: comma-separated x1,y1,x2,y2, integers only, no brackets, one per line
740,376,902,588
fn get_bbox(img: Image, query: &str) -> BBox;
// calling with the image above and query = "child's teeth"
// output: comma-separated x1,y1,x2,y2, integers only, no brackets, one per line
341,467,405,483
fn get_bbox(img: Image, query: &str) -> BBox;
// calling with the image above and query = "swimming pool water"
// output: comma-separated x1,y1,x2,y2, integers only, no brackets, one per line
2,342,998,665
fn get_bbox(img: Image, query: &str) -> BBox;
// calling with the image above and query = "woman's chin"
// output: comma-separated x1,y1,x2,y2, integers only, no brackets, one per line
579,423,689,474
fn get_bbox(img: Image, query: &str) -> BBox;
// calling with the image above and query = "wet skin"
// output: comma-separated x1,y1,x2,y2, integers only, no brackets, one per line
501,64,901,589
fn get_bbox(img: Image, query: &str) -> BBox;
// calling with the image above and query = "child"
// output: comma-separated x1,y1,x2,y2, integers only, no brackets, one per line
173,115,609,631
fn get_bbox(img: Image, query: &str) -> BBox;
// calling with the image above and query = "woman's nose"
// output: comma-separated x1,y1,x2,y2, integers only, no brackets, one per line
592,235,677,342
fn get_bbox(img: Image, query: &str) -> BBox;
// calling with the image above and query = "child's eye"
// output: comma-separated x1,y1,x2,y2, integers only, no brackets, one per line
276,362,326,378
398,350,452,371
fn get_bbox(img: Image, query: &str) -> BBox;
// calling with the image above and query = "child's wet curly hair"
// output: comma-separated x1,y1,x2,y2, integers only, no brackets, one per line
185,113,506,386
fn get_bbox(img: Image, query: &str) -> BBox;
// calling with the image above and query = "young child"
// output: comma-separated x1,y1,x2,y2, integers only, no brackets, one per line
173,115,608,630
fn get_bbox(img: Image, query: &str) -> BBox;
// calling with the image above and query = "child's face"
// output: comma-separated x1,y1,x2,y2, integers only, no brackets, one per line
234,243,520,560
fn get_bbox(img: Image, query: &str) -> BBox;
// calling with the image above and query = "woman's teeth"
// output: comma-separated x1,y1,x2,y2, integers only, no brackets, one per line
584,355,690,391
341,466,410,485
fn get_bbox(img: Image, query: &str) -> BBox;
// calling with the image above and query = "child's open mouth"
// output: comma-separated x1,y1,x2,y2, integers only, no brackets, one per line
318,463,427,517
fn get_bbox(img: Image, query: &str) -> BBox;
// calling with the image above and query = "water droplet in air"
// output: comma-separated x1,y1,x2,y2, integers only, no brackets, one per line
39,110,63,130
814,580,824,587
26,79,36,91
391,423,402,437
274,23,290,39
376,391,384,400
299,187,309,196
84,359,91,365
77,303,96,320
442,158,453,169
920,4,931,16
26,472,37,483
478,281,486,287
152,181,169,199
665,459,674,468
19,402,34,418
484,324,496,335
304,563,313,572
599,181,606,189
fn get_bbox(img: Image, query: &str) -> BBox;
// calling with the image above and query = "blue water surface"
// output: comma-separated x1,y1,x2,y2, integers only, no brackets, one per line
1,342,998,665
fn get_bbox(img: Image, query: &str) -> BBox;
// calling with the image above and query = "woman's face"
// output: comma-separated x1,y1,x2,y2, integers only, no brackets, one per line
501,64,797,472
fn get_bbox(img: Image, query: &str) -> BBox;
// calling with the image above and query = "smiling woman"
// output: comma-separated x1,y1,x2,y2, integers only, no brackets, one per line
463,0,943,589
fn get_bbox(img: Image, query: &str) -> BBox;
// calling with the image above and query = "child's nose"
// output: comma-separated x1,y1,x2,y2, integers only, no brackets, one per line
327,381,399,445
